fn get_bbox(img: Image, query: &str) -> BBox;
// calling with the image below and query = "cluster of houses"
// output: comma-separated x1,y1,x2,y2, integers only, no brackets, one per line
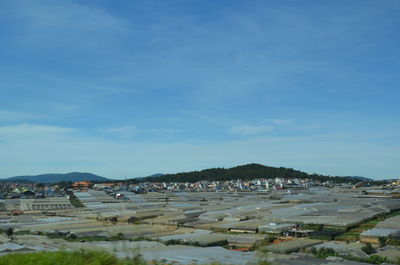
0,183,65,200
115,178,334,194
3,175,399,199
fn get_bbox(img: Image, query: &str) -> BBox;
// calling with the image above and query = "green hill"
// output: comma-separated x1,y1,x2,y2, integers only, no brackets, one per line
130,163,355,183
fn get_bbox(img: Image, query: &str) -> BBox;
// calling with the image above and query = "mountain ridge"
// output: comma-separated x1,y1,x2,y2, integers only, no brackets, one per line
2,172,109,183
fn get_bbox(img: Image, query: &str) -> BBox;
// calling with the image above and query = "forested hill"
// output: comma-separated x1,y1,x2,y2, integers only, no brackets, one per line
131,163,356,183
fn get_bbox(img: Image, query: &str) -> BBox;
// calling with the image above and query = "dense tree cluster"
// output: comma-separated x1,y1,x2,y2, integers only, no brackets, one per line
129,163,356,184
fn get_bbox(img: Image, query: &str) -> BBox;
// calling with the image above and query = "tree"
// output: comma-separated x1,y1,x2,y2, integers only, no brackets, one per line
114,232,124,240
312,247,337,259
362,243,375,254
68,233,78,240
6,227,13,237
36,183,45,191
378,236,387,247
55,180,73,189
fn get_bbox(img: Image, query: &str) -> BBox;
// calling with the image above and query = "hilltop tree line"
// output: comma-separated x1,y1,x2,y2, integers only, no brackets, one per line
128,163,357,184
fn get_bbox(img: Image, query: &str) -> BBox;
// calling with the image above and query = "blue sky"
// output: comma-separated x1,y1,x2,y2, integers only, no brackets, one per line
0,0,399,179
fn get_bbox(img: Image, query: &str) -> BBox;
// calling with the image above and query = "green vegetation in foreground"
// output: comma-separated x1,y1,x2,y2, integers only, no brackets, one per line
0,250,271,265
0,250,147,265
69,194,84,207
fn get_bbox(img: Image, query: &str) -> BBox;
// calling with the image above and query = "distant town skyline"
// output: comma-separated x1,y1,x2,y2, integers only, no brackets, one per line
0,0,399,179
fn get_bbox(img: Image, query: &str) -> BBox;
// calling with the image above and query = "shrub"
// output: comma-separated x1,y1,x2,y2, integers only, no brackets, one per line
5,227,13,237
378,236,387,247
312,247,337,259
361,243,375,254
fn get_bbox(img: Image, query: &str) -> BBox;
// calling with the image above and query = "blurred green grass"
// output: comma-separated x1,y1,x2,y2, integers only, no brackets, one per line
0,250,148,265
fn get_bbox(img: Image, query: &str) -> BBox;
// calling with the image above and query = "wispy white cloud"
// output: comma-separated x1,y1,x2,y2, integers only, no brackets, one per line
229,119,291,135
104,126,138,139
12,0,128,49
104,126,183,139
262,119,291,125
0,110,47,122
38,74,137,94
0,1,398,179
230,124,275,135
0,124,75,139
0,123,399,179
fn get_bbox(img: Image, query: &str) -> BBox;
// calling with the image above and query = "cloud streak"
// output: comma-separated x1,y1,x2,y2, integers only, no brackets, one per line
0,123,399,179
230,124,275,135
0,110,47,122
0,1,399,179
11,0,128,49
0,124,74,138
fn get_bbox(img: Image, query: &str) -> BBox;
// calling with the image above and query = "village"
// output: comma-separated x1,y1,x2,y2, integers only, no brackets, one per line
0,178,399,264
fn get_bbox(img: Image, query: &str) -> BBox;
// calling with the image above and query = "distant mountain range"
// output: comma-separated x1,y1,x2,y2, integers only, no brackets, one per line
2,172,109,183
1,167,376,184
